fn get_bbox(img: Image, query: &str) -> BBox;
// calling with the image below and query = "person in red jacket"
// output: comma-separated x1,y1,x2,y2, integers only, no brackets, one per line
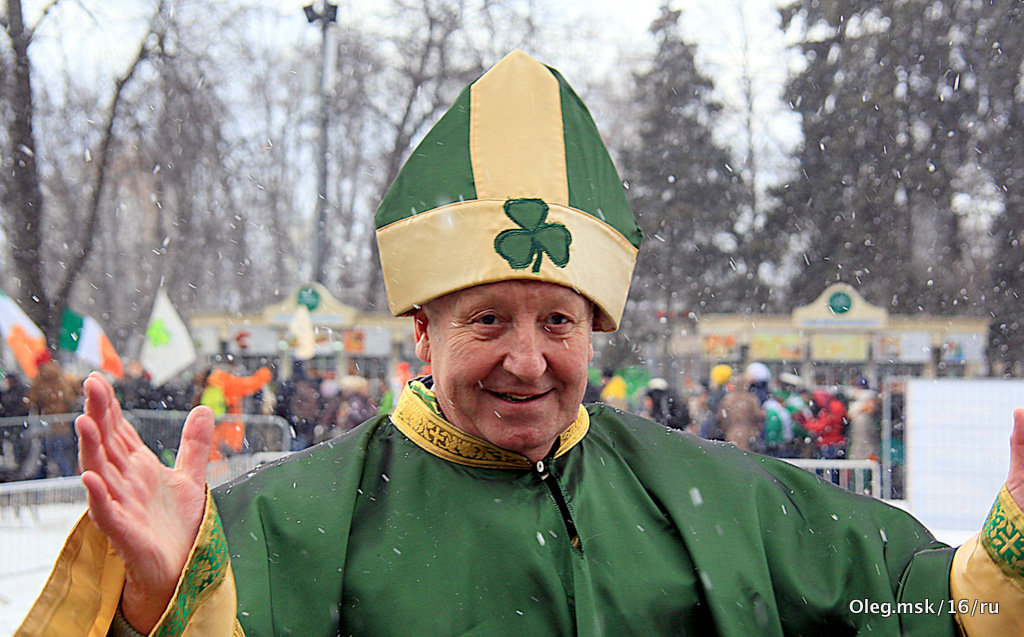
805,388,848,459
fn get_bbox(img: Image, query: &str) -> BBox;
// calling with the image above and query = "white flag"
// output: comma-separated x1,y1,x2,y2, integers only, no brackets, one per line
288,304,316,361
140,288,197,387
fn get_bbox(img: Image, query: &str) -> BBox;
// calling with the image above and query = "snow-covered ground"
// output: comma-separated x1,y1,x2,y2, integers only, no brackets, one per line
0,499,975,633
1,501,86,634
0,454,288,633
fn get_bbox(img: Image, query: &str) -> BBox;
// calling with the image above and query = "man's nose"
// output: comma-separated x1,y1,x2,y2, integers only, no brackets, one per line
502,324,546,381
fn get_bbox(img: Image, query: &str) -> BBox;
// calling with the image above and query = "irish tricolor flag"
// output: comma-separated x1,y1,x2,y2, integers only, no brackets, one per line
0,289,49,379
59,308,124,379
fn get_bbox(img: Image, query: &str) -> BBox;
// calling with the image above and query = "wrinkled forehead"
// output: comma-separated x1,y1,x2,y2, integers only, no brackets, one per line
425,280,593,318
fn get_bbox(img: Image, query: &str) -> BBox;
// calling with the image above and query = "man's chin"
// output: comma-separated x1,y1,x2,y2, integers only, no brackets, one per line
475,418,570,461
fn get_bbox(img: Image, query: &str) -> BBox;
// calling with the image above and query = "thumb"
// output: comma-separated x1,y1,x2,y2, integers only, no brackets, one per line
176,405,215,485
1007,408,1024,501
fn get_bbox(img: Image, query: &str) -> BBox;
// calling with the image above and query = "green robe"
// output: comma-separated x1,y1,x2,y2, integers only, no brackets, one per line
213,384,959,636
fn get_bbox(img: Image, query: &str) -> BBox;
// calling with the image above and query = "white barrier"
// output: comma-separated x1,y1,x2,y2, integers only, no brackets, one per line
903,379,1022,535
0,477,86,583
782,458,882,497
0,452,290,581
206,451,291,487
0,411,293,482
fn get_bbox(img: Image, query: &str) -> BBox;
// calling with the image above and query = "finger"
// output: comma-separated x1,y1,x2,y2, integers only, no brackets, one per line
115,411,145,451
76,414,111,475
96,372,144,453
1007,409,1024,496
81,470,134,547
83,374,120,445
82,470,124,528
175,406,215,486
76,410,131,476
84,373,144,465
77,417,138,503
82,374,111,429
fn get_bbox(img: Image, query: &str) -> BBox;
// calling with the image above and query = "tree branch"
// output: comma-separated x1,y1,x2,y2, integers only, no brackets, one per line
27,0,60,39
56,3,162,303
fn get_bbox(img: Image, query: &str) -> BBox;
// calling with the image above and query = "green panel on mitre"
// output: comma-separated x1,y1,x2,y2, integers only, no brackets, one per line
553,67,642,249
375,86,476,230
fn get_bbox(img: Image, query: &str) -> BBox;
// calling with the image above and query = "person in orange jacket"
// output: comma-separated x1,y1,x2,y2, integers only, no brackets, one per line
201,365,272,460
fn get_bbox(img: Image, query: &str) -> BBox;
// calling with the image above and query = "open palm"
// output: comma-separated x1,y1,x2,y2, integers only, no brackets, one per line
75,372,213,632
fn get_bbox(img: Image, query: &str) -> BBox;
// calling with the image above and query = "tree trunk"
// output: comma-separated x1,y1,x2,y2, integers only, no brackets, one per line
3,0,51,339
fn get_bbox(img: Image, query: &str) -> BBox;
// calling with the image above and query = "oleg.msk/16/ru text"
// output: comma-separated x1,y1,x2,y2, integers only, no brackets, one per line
849,598,998,617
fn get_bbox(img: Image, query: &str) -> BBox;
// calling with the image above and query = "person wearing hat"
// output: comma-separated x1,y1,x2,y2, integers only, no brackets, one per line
598,367,630,410
19,51,1024,637
700,363,732,440
642,377,690,431
718,368,765,453
744,361,772,404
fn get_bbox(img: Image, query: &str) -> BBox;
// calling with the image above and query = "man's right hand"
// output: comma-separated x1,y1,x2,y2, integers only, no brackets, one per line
75,372,213,633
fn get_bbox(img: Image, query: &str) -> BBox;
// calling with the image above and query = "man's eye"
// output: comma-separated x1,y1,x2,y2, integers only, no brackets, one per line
548,314,571,326
475,314,499,325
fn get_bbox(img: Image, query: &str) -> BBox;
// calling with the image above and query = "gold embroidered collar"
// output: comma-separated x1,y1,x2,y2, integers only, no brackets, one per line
391,380,589,469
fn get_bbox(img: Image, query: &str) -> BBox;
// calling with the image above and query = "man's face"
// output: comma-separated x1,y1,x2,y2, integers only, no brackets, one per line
413,280,594,463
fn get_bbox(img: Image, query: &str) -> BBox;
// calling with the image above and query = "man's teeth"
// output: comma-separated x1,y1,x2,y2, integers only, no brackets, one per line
495,392,537,402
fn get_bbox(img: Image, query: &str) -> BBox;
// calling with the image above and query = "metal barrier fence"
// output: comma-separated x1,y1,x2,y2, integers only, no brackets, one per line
206,451,292,488
0,451,290,580
0,411,292,481
783,458,882,497
0,477,87,580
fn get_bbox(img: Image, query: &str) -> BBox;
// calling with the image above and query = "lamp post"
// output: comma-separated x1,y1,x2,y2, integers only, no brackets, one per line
304,2,338,285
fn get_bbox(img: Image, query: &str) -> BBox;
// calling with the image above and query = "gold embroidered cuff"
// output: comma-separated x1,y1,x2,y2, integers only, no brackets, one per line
151,490,230,637
981,485,1024,589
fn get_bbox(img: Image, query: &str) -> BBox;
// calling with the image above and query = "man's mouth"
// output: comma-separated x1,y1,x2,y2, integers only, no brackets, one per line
488,389,551,403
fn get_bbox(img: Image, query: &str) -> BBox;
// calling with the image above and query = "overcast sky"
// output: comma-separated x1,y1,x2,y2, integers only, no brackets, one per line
19,0,801,193
24,0,796,106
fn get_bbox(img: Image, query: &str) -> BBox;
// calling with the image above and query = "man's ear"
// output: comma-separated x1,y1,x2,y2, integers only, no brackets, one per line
413,308,431,363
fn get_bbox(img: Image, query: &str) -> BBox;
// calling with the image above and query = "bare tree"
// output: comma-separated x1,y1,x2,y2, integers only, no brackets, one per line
355,0,539,310
2,0,49,335
0,0,604,359
1,0,164,344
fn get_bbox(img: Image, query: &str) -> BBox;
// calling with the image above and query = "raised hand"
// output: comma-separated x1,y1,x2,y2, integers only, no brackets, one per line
75,372,214,633
1008,408,1024,509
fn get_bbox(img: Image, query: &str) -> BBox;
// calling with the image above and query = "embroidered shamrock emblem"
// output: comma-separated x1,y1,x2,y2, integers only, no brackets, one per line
494,198,572,273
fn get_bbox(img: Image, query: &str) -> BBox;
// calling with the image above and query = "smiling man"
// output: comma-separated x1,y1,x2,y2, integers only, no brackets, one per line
19,50,1024,637
413,280,595,462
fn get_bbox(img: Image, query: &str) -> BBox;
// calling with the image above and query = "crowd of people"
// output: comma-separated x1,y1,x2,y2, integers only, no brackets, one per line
0,349,888,481
610,362,884,463
0,355,401,480
0,355,82,480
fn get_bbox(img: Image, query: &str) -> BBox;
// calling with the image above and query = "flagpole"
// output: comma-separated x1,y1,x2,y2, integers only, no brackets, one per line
305,2,338,285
